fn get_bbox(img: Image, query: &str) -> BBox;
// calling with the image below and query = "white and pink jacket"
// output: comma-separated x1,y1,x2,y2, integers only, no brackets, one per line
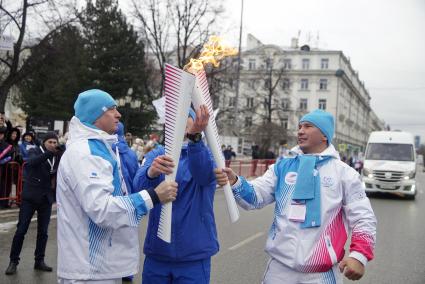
232,145,376,272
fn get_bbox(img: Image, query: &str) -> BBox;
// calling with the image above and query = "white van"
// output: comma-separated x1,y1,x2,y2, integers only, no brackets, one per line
362,131,417,199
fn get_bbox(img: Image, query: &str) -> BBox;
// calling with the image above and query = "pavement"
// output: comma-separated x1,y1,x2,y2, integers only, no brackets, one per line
1,167,425,283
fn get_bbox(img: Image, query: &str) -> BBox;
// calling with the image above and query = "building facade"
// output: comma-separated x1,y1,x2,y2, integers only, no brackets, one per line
215,34,385,157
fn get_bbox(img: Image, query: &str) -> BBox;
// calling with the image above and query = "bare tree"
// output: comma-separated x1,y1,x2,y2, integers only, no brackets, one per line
240,54,290,155
132,0,224,93
0,0,76,112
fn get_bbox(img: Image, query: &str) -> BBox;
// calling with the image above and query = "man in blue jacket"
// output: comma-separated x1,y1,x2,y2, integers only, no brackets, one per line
112,122,139,194
133,105,218,284
112,122,140,282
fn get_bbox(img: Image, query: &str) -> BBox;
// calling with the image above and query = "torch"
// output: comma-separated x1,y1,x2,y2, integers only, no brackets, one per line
159,64,194,243
184,36,240,223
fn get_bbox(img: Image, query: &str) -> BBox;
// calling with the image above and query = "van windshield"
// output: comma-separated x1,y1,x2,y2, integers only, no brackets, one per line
365,143,414,161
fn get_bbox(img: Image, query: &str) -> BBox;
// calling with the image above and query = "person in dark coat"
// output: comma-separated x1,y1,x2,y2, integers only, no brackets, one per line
5,132,63,275
6,127,22,163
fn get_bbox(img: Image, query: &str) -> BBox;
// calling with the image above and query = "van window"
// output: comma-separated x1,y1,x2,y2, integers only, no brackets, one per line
365,143,414,161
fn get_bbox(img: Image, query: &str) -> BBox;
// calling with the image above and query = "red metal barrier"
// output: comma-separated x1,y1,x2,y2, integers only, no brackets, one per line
0,161,24,207
226,159,276,177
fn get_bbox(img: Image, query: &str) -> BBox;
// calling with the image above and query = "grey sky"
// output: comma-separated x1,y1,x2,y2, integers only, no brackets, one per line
222,0,425,142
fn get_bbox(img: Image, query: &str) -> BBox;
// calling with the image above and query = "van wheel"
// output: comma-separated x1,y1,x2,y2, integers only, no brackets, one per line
405,194,416,200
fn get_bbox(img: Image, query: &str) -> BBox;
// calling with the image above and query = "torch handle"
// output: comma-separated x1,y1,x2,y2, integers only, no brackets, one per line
203,124,240,223
191,71,239,223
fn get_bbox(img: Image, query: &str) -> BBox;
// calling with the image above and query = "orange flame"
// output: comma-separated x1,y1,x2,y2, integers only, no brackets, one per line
184,36,238,73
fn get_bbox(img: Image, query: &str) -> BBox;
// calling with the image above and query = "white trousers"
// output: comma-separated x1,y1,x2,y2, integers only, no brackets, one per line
262,258,343,284
58,278,121,284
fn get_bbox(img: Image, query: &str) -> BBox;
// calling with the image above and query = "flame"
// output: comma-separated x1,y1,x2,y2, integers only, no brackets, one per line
184,35,238,73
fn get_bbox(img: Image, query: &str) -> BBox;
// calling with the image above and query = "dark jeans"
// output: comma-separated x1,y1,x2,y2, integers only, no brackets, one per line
9,197,52,264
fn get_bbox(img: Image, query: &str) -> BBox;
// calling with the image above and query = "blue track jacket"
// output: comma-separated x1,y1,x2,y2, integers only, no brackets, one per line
133,141,219,262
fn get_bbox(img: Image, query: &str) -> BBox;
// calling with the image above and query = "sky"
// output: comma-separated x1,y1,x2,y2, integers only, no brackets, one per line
221,0,425,142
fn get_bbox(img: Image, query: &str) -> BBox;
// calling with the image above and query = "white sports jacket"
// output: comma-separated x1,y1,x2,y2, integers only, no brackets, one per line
232,145,377,272
56,117,153,280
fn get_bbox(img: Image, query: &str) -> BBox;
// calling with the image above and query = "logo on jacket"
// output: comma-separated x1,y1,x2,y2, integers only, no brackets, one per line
285,172,297,185
322,176,334,188
90,172,99,179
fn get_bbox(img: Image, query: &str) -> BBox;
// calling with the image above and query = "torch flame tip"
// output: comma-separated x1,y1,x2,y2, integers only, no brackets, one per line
184,35,238,73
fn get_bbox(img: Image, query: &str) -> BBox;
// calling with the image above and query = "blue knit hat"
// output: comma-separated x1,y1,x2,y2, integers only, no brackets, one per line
300,109,335,145
74,89,117,125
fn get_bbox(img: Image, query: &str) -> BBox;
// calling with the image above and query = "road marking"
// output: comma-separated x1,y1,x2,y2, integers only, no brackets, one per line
0,214,57,233
228,232,264,251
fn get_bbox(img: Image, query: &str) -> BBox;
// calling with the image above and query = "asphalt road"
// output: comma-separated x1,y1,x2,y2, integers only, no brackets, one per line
1,167,425,283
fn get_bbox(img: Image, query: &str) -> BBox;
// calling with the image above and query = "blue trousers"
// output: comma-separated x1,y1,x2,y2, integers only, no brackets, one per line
142,256,211,284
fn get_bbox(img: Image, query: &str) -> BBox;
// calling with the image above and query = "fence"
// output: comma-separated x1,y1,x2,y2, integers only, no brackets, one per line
227,159,276,177
0,162,24,207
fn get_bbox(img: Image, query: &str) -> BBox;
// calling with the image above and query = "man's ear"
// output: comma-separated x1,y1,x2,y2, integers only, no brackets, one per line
322,135,328,143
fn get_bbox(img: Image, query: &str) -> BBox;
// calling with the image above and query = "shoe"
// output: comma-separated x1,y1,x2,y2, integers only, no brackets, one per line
5,262,17,275
34,261,53,272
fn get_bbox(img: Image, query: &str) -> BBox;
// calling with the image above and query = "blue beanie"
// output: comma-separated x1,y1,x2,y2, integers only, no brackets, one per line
300,109,335,145
74,89,117,125
188,108,196,121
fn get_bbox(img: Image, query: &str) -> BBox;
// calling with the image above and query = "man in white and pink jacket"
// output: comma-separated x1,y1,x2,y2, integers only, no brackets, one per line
215,109,376,283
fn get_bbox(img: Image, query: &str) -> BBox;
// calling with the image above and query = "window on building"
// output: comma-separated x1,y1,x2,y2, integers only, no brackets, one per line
229,97,236,107
301,79,309,90
229,78,233,88
264,98,269,109
321,58,329,69
265,58,272,70
249,59,256,70
283,59,292,70
282,78,290,90
246,97,254,108
318,99,327,110
281,98,290,110
302,58,310,70
213,96,219,109
319,79,328,90
245,116,252,127
299,98,308,110
281,118,288,129
264,79,271,89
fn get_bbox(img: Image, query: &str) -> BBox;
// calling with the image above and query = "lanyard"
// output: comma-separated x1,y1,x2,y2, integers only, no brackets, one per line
115,146,128,196
39,146,56,173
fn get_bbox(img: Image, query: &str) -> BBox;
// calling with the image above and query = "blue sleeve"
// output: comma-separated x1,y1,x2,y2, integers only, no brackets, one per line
132,148,164,193
19,144,28,160
122,151,140,193
128,192,149,218
233,176,260,205
187,141,216,186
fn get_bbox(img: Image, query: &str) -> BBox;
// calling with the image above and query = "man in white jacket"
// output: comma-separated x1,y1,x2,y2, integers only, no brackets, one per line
56,89,178,284
215,109,377,284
